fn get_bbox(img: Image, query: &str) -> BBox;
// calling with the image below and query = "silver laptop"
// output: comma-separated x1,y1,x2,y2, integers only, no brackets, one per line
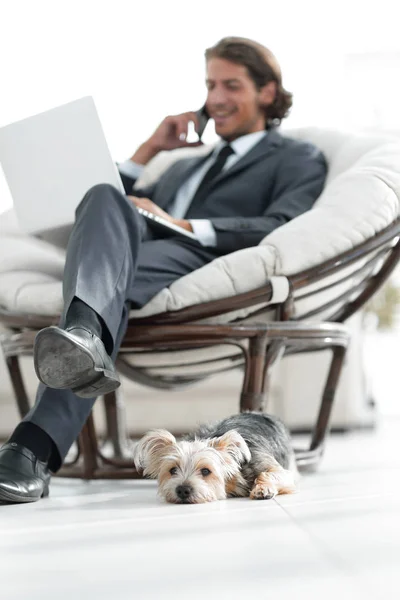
0,96,198,243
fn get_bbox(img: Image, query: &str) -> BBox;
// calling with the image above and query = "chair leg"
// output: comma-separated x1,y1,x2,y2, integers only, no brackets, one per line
295,345,347,471
240,336,286,413
79,414,100,479
240,334,269,412
5,355,31,418
102,390,134,459
310,345,347,452
260,341,286,414
58,392,136,479
58,415,99,479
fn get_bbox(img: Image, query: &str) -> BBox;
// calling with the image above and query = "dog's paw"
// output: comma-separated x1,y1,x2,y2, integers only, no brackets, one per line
250,483,277,500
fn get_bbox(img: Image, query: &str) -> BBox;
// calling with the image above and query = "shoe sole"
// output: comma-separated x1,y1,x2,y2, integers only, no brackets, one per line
34,327,120,399
0,484,49,504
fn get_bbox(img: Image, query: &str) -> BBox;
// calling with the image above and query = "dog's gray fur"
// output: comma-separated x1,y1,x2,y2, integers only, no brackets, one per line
185,412,295,491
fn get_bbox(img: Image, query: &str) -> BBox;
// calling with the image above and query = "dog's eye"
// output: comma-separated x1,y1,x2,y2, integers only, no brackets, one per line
169,467,178,476
201,468,211,477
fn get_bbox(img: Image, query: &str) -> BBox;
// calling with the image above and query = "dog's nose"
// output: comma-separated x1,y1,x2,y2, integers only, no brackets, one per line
176,485,193,501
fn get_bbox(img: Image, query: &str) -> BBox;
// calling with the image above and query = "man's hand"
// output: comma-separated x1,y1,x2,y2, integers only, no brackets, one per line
147,112,204,152
130,112,203,166
128,196,193,232
128,196,171,220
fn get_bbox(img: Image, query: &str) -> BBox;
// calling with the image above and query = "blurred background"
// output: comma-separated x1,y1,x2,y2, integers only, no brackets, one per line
1,0,400,212
0,0,399,434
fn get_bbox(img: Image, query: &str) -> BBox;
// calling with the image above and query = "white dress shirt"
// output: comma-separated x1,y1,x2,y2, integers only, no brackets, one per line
118,130,267,246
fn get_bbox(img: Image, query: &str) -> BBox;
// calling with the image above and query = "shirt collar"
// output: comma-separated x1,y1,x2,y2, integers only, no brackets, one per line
213,130,267,158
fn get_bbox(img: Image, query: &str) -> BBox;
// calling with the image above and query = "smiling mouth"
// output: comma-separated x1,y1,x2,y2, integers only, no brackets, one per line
212,111,234,123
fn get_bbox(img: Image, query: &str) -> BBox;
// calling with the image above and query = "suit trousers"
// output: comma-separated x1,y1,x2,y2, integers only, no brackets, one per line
22,183,219,469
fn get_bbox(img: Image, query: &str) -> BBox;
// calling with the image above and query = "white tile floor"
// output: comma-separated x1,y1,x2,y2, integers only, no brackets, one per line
1,417,399,600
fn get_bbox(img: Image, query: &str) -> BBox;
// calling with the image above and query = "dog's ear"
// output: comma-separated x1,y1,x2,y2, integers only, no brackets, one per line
134,429,176,478
208,430,251,470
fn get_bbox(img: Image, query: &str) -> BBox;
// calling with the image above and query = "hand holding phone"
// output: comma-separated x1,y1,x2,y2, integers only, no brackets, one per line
195,105,210,141
132,108,210,164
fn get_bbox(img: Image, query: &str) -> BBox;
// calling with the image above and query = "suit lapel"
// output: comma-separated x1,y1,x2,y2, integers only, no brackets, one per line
208,128,283,192
157,152,213,210
157,130,282,209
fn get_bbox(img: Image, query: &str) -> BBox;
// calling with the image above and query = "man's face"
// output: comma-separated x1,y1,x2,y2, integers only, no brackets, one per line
205,57,275,141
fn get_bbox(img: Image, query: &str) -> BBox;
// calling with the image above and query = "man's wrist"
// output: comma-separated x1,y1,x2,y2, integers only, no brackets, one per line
130,142,159,166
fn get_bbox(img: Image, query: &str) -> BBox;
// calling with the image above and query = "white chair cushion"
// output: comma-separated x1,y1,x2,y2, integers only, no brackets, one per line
0,209,21,236
0,229,65,276
0,271,62,316
0,127,399,323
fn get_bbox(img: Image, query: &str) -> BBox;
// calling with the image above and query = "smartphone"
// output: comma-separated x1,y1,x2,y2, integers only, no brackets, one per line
195,105,210,141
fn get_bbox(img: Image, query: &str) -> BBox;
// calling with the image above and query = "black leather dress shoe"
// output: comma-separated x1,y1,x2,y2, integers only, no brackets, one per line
34,326,120,398
0,443,51,504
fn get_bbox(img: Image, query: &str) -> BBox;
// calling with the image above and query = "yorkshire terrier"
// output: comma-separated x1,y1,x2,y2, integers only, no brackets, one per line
134,412,298,504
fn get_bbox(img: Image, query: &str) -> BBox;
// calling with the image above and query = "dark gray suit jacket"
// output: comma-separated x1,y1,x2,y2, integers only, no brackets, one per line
119,129,327,255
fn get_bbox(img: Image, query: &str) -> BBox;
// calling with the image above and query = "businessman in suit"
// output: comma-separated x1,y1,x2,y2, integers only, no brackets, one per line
0,36,327,504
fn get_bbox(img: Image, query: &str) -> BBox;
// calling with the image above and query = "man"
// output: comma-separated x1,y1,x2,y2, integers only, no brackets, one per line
0,36,327,504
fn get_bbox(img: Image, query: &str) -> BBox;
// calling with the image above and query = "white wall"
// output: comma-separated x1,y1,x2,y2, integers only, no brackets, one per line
1,0,400,214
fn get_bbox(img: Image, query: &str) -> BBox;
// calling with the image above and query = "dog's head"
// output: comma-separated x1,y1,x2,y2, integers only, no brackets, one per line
134,429,251,504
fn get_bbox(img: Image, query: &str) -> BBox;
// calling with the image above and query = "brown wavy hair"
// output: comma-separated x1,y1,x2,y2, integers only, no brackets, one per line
205,37,293,129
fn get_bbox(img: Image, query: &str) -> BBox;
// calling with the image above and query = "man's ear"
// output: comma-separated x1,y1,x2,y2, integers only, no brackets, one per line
208,430,251,472
259,80,277,107
134,429,176,478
